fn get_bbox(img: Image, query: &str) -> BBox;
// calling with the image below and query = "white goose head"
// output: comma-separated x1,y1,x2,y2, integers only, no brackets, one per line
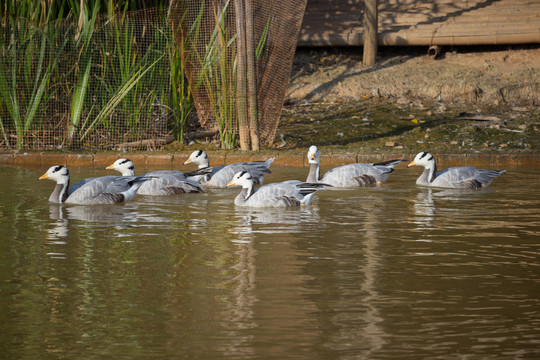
106,158,135,176
184,150,209,169
227,171,254,188
408,152,436,169
39,165,70,185
307,145,320,165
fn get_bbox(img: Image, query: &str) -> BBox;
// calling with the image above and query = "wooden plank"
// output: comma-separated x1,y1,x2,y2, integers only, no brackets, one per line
299,0,540,46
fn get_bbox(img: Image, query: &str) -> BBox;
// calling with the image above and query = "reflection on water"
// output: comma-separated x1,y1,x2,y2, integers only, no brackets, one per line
0,165,539,359
413,187,435,231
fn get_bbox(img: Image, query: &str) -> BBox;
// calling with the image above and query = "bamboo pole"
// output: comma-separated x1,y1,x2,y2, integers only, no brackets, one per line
244,0,260,151
234,0,250,151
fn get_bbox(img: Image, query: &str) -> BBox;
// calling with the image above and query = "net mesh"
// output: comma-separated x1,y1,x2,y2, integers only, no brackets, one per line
170,0,307,147
0,8,171,151
0,2,305,151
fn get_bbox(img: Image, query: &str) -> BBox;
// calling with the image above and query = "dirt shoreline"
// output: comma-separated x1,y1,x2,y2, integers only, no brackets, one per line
275,45,540,155
287,45,540,109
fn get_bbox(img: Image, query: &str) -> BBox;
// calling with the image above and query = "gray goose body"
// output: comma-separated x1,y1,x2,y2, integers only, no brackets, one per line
306,145,404,187
227,171,324,207
107,158,204,195
39,165,146,205
184,150,275,188
408,152,506,189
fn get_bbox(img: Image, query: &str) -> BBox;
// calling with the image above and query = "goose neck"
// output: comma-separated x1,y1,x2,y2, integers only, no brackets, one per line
50,178,70,203
306,163,320,183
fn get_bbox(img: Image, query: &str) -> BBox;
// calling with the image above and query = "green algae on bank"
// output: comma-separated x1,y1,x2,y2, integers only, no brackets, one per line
275,100,540,154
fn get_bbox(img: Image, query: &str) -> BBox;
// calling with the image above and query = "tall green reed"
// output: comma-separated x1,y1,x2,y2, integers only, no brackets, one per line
187,0,238,149
78,55,164,143
67,3,99,148
167,5,194,142
0,16,67,149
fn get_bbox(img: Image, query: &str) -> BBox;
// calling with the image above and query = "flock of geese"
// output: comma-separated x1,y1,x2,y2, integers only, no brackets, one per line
39,147,506,207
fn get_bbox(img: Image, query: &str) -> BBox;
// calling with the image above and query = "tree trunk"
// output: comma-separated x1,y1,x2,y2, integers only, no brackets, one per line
244,0,260,150
234,0,250,150
363,0,378,66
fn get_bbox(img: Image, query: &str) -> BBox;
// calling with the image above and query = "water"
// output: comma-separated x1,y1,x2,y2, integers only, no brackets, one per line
1,163,539,359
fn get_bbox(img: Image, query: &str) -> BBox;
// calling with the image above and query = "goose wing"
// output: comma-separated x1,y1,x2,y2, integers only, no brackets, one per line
66,176,144,204
69,177,98,195
137,174,203,195
433,167,506,189
143,170,186,181
207,160,273,187
321,163,391,187
242,181,322,207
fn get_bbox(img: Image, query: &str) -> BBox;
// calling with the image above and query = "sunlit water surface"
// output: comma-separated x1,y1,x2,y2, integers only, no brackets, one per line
0,164,539,359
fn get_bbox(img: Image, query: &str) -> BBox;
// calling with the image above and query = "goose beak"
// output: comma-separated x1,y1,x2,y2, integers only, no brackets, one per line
407,160,416,168
39,172,49,180
106,164,115,170
308,152,315,161
226,180,235,187
184,159,192,165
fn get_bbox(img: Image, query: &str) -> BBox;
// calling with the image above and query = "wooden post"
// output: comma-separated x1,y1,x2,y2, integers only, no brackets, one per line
244,0,260,151
234,0,250,150
363,0,378,66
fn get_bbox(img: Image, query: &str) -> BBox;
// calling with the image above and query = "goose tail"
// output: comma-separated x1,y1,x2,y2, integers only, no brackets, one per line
372,159,406,169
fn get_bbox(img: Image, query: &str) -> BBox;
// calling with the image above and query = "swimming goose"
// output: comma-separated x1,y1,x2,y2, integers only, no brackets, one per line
106,158,204,195
227,171,325,207
184,150,275,188
39,165,147,204
306,145,404,187
408,152,506,189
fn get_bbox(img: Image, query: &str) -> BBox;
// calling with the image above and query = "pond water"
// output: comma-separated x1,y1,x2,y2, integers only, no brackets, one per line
1,163,539,359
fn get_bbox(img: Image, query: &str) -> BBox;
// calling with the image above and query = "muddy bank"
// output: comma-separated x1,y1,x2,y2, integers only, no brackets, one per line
276,45,540,154
287,45,540,109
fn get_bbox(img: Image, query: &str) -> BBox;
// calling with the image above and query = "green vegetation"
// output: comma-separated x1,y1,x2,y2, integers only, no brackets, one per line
0,0,274,151
0,0,191,150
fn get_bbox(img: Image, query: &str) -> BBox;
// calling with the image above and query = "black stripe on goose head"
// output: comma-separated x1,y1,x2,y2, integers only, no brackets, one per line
419,152,434,162
54,165,68,175
120,158,135,171
239,170,252,180
195,150,207,159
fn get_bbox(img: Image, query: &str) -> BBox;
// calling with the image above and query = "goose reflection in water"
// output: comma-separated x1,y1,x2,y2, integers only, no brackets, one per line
413,188,436,230
46,203,139,240
413,187,494,233
230,206,321,236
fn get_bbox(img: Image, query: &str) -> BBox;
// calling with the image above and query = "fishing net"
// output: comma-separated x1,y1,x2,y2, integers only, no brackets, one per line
169,0,307,147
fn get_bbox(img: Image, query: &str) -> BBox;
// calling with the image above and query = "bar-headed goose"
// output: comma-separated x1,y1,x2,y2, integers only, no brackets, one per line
184,150,275,188
106,158,203,195
306,145,404,187
227,171,325,207
408,152,506,189
39,165,147,204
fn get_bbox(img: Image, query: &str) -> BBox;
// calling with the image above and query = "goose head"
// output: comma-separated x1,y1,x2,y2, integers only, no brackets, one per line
39,165,70,185
184,150,209,168
227,171,254,188
307,145,320,165
408,152,436,169
106,158,135,176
